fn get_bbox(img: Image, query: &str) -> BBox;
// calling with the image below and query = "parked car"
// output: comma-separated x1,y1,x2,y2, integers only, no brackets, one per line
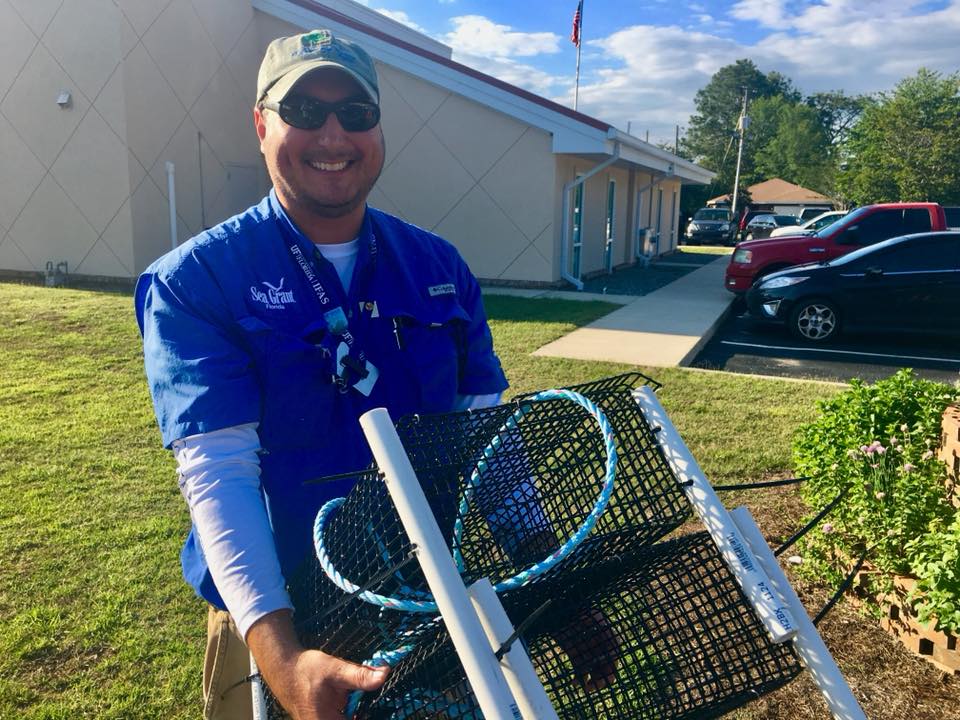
946,206,960,229
744,214,801,240
769,210,847,238
736,210,767,241
745,231,960,342
725,202,951,293
798,206,834,222
684,208,736,245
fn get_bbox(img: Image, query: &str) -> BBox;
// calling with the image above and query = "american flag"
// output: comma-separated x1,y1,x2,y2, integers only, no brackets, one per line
571,0,583,47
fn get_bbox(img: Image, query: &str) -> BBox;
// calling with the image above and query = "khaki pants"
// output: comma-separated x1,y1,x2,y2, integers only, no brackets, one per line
203,606,254,720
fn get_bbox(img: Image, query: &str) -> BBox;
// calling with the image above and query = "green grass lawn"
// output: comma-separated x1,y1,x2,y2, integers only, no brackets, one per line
0,283,840,719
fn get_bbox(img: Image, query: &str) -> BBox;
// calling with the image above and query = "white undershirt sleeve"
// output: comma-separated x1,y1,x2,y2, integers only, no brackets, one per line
173,423,292,639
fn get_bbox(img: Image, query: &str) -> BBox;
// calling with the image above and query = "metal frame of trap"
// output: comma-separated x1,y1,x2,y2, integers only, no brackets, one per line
251,386,866,720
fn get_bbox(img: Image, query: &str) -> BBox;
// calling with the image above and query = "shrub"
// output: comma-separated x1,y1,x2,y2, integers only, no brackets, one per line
906,513,960,632
792,369,960,631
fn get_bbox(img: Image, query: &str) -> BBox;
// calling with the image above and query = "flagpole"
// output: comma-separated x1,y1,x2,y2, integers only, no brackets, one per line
574,40,582,111
573,1,583,111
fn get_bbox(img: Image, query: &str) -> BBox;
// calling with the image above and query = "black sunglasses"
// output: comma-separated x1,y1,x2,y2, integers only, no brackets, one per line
262,94,381,132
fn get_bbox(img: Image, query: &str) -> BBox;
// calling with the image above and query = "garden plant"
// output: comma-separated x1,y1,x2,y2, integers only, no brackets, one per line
793,369,960,633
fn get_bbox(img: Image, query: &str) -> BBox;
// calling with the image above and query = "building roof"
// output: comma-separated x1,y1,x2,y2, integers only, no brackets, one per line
708,178,832,206
255,0,714,185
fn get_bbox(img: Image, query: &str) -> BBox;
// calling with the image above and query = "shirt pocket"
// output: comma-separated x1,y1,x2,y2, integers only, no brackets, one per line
236,315,336,449
382,297,471,415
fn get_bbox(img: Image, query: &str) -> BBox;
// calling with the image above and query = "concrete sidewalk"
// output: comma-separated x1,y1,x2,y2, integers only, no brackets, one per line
529,257,734,367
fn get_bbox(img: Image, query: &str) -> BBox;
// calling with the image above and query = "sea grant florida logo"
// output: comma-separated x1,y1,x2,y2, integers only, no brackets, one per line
251,278,296,310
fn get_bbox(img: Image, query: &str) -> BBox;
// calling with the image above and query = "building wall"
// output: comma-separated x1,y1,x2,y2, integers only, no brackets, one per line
554,158,670,280
370,64,557,284
0,0,275,279
633,171,682,257
0,0,558,283
0,0,694,284
0,0,132,277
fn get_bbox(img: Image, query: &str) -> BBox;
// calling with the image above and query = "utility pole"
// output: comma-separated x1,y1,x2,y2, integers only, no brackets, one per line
731,88,749,219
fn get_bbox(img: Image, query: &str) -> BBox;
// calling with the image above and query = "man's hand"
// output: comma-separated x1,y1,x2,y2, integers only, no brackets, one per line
247,610,389,719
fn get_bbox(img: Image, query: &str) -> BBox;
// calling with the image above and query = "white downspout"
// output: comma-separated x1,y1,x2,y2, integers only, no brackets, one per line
560,142,621,290
165,161,178,251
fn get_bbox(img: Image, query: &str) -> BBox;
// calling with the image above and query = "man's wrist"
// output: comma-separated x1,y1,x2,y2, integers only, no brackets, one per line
246,608,302,673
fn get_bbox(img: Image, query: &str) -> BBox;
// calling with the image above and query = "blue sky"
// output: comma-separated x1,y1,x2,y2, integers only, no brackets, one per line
355,0,960,146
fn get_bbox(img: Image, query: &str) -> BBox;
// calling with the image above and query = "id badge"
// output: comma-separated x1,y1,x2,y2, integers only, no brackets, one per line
335,341,379,397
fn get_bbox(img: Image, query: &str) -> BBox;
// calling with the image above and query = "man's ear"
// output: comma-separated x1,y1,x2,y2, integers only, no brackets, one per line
253,106,267,149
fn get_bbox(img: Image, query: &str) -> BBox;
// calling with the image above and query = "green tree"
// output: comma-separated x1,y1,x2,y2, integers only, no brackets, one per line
805,90,867,146
751,97,835,192
682,59,799,183
837,68,960,204
681,59,802,213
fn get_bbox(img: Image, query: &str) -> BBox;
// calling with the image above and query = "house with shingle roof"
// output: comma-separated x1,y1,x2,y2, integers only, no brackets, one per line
0,0,713,287
707,179,834,217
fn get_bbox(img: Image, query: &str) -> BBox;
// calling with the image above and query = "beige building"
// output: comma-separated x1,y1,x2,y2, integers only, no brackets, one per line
0,0,712,287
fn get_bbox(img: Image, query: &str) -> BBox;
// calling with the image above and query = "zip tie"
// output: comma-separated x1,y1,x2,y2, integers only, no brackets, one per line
712,476,809,492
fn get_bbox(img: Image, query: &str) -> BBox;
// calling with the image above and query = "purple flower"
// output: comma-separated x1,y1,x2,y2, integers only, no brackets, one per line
821,523,835,535
902,463,917,473
921,450,934,461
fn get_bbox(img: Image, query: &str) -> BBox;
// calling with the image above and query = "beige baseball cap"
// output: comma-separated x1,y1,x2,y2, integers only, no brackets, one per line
256,29,379,105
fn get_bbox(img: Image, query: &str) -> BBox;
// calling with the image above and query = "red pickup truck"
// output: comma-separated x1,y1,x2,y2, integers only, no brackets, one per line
724,202,950,293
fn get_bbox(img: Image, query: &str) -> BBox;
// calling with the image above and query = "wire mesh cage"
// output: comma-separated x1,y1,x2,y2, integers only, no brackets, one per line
264,373,802,718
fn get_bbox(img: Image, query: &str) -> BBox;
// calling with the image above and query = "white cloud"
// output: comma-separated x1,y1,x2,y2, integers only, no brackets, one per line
443,15,561,58
371,3,960,149
730,0,790,27
449,50,568,97
374,8,428,33
561,1,960,145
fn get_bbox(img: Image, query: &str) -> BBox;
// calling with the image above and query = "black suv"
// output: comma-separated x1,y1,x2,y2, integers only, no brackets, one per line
684,208,735,245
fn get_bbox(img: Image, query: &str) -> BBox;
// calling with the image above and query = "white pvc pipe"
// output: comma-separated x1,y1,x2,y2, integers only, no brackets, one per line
359,408,522,720
468,578,560,720
730,507,866,720
250,653,268,720
633,387,798,643
165,161,177,250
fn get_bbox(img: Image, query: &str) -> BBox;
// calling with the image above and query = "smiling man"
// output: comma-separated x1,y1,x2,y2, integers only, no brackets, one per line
135,29,509,720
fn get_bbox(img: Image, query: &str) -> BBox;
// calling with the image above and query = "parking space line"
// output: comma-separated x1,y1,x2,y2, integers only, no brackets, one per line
720,341,960,365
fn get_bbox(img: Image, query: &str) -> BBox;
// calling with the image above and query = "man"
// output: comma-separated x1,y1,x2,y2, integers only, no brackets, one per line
136,29,509,720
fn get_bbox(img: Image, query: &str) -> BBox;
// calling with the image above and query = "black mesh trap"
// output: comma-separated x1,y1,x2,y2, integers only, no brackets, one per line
265,373,802,719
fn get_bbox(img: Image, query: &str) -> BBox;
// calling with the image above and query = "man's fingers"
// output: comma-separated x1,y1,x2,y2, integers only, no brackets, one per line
329,657,390,692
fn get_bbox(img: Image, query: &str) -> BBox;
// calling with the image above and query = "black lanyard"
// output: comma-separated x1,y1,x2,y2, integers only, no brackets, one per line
278,211,379,391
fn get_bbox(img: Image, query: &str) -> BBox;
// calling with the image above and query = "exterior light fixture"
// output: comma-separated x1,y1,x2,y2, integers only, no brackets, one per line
56,90,71,108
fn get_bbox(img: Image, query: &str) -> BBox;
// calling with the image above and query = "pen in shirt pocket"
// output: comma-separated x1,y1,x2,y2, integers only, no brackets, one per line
392,317,405,351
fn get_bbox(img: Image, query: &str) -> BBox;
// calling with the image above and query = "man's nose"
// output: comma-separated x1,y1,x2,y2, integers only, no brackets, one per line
312,112,349,141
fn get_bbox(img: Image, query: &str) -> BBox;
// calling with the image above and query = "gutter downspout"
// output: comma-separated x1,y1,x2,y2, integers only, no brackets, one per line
560,142,620,290
165,161,178,251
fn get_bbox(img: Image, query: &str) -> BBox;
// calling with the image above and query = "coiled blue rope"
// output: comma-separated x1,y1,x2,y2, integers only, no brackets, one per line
312,389,618,717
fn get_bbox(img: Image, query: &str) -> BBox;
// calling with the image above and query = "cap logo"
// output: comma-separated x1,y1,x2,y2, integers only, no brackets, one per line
297,30,332,55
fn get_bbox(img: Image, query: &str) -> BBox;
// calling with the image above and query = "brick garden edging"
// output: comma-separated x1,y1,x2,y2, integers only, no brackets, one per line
851,570,958,674
939,404,959,507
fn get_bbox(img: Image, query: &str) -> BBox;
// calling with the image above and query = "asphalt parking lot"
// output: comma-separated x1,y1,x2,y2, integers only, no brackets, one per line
692,308,960,384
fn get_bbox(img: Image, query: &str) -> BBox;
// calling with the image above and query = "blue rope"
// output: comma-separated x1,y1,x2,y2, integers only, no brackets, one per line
311,389,617,718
